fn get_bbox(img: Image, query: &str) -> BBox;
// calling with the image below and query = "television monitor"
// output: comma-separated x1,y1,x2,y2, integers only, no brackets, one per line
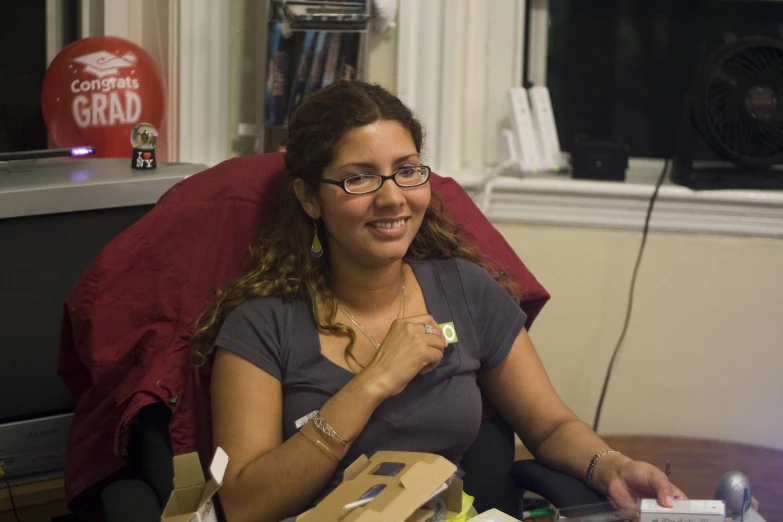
0,157,204,482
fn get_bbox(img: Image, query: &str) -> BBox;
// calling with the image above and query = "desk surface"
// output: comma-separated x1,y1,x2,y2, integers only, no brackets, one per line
517,435,782,522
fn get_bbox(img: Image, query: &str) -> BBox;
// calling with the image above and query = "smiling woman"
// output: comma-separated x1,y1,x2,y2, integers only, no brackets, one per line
295,120,432,270
193,81,517,371
191,80,684,522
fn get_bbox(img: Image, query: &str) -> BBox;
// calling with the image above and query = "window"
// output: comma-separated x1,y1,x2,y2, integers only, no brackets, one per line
528,0,783,159
0,2,78,153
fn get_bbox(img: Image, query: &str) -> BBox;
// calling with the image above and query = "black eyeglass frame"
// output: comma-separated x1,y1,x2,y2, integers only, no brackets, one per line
316,165,432,194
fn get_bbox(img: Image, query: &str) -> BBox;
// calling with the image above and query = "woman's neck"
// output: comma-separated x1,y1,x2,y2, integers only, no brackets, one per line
329,259,407,314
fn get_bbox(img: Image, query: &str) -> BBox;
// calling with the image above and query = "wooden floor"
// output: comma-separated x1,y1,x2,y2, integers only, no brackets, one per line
516,435,783,522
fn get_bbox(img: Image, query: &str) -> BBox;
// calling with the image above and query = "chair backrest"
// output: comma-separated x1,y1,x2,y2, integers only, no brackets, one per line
58,152,549,518
136,152,550,327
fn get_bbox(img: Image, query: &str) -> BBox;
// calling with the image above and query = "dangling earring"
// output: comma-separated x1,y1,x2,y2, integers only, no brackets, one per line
311,219,323,258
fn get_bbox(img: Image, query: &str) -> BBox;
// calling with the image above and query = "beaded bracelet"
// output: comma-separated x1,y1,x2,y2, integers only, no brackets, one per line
312,411,349,447
585,449,621,487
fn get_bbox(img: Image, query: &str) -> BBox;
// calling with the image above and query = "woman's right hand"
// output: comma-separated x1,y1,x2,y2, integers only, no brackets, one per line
362,314,448,399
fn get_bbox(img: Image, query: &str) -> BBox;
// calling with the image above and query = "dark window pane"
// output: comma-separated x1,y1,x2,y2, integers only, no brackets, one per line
541,0,783,158
0,1,78,153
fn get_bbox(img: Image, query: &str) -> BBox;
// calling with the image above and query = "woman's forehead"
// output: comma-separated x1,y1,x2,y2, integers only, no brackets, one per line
332,121,417,165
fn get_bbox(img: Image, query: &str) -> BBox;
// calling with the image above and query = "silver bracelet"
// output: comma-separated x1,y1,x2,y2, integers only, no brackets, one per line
312,412,348,447
585,449,621,487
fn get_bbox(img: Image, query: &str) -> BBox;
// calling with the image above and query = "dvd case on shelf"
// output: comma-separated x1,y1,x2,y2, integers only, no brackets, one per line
260,0,370,151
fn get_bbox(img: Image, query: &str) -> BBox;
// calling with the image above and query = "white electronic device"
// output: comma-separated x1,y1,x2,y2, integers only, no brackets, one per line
505,86,567,175
508,87,546,172
639,498,726,522
528,86,564,168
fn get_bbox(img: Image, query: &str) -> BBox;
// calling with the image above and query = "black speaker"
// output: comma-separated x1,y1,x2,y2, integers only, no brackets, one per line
571,136,629,182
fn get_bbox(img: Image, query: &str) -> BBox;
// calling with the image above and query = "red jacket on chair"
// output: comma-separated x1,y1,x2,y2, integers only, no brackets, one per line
58,152,549,520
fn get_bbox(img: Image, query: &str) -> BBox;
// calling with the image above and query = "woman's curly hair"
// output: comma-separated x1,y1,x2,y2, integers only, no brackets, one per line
192,81,520,364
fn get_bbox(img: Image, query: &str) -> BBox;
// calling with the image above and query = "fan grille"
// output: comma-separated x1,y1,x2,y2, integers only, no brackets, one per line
704,43,783,167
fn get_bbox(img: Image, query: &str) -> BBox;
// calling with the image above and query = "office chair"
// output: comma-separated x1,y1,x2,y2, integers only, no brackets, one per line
59,152,604,521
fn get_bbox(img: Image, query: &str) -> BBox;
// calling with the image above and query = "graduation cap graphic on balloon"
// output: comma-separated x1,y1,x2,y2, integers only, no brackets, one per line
72,51,138,78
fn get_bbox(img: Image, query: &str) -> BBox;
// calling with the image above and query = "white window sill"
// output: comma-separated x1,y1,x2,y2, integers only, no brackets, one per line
467,158,783,239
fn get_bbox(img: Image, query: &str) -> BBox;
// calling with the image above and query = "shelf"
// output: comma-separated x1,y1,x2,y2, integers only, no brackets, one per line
273,0,369,32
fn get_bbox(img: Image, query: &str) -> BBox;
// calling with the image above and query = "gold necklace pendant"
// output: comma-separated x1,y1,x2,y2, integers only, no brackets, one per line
336,272,405,351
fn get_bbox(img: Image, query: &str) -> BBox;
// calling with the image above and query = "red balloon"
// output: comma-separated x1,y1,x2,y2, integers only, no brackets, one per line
41,36,165,158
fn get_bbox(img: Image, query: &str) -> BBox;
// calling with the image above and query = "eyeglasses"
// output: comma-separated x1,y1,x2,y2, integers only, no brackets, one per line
317,165,431,194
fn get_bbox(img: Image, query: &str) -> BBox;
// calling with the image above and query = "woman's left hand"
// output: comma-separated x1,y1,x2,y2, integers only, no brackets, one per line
601,458,688,514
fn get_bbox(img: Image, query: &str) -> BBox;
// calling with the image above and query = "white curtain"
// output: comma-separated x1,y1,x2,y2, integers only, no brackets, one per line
396,0,526,186
179,0,229,166
100,0,229,166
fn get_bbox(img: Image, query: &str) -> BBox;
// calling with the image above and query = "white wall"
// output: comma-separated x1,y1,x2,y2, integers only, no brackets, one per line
367,26,398,93
226,0,267,157
495,223,783,451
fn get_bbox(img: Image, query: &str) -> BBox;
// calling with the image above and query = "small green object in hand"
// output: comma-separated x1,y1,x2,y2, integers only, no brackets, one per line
522,507,556,519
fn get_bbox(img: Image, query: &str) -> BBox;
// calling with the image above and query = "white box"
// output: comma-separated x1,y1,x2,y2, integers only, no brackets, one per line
639,498,725,522
161,447,229,522
470,508,522,522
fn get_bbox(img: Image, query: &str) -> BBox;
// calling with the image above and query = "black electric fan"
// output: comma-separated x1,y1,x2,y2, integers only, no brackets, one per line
672,36,783,189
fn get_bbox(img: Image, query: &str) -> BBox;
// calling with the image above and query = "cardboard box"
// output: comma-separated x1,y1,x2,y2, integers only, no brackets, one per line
298,451,463,522
161,447,229,522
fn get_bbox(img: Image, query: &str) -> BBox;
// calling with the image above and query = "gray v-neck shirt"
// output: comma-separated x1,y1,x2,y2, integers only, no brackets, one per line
213,258,527,501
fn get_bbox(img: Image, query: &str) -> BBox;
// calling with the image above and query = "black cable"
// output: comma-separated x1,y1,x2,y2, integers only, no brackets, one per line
1,476,23,522
592,158,670,433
